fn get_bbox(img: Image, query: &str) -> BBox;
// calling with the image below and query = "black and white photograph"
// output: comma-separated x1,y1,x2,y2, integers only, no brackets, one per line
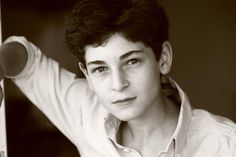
0,0,236,157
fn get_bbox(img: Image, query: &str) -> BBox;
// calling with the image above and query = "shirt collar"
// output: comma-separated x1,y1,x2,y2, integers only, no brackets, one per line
169,78,192,153
104,77,192,153
104,113,121,142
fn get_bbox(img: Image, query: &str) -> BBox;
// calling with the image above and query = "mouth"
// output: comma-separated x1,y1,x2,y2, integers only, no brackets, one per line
112,97,137,104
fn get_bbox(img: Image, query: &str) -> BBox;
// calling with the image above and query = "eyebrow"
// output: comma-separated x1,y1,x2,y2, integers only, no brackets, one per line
86,50,143,66
87,60,105,66
119,50,143,60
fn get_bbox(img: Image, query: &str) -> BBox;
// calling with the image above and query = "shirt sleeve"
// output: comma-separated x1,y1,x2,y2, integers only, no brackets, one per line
4,36,91,145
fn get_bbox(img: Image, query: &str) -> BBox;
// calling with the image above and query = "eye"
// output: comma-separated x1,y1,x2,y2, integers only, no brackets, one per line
126,58,140,65
91,67,108,73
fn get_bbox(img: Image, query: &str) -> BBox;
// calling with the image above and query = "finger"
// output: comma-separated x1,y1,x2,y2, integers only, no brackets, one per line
0,84,3,108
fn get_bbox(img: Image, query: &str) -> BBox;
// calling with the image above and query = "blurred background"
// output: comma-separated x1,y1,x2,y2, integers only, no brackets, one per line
1,0,236,156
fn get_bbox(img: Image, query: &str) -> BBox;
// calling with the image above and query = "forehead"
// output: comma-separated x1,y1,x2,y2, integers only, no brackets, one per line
84,33,148,63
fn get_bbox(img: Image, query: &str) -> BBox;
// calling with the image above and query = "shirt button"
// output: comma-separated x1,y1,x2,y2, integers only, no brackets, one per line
123,148,131,153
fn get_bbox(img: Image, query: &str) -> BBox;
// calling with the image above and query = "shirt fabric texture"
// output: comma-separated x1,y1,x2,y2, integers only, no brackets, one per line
4,36,236,157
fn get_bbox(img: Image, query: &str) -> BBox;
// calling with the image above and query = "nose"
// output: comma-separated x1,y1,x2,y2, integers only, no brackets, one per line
110,69,129,91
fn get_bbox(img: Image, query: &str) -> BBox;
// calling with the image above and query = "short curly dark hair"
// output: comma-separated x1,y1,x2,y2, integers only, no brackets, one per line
65,0,169,64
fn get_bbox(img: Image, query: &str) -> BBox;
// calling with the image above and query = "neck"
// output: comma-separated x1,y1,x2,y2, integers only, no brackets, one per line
119,95,179,149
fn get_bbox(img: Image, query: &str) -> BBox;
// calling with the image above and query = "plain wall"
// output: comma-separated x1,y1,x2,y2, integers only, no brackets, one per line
159,0,236,120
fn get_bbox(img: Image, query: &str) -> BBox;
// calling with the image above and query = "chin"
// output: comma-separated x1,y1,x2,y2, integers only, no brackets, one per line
113,110,142,122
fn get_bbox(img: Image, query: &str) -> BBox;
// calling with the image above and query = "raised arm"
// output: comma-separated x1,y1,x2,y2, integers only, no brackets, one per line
0,36,90,144
0,42,28,105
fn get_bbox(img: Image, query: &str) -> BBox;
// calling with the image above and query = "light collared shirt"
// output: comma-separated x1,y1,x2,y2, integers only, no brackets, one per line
4,36,236,157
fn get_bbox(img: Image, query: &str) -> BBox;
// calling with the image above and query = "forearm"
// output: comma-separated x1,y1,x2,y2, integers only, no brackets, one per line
0,42,28,78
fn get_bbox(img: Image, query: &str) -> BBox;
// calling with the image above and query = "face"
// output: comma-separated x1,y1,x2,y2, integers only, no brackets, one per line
81,33,171,121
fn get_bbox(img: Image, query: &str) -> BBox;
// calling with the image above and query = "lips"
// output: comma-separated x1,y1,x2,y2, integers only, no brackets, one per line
112,97,137,104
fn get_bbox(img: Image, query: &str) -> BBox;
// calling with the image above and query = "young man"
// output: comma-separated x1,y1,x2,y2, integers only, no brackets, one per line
0,0,235,157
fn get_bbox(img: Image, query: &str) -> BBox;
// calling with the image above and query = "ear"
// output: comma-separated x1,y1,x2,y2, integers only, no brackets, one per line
159,41,173,75
78,62,94,91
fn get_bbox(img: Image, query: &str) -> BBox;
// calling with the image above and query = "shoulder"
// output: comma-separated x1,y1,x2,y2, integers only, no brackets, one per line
183,109,236,156
190,109,236,135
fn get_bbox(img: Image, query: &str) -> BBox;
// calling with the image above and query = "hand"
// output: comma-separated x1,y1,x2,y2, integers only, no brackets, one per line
0,83,3,108
0,60,4,107
0,69,3,107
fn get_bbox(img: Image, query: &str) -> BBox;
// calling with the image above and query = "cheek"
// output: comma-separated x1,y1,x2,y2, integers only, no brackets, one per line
134,67,161,97
132,66,160,89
